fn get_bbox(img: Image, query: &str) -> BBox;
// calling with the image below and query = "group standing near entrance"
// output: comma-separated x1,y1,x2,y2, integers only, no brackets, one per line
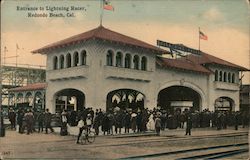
6,106,249,139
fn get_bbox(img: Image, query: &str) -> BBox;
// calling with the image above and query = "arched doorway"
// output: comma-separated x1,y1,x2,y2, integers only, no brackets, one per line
214,97,235,112
54,89,85,113
106,89,145,112
25,92,33,107
158,86,202,113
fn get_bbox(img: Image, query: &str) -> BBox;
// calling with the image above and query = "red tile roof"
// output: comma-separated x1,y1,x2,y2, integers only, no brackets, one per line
156,56,211,74
32,25,166,54
184,52,248,71
8,83,47,92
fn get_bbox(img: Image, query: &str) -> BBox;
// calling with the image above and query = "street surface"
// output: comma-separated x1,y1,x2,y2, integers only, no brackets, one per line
0,127,249,159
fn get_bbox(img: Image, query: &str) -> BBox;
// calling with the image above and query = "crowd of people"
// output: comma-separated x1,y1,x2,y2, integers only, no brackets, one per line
8,108,54,135
6,106,249,136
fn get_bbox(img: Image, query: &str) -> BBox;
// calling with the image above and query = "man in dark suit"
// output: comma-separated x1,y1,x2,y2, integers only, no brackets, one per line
44,108,54,134
185,115,192,136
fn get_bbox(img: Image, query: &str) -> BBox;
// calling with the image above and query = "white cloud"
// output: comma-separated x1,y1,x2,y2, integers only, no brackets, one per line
202,7,224,22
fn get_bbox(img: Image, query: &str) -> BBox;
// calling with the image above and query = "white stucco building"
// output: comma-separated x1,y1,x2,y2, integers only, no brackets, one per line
32,26,247,113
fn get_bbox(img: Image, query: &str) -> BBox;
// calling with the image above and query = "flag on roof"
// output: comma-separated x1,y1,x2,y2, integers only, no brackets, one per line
103,0,114,11
199,31,208,40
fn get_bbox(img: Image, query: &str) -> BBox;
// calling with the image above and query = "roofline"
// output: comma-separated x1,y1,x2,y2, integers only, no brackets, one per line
32,26,167,55
8,83,47,92
32,37,167,55
156,56,211,74
204,62,249,71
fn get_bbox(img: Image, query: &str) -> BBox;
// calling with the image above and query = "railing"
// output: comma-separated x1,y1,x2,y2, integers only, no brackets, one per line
214,81,239,91
47,65,89,81
103,65,152,82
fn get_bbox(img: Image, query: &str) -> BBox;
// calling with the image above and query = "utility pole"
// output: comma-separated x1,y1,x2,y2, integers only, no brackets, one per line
0,44,6,137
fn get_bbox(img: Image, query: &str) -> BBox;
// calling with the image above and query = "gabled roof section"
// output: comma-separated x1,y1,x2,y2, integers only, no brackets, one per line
32,25,166,54
8,83,47,92
184,52,248,71
156,56,211,74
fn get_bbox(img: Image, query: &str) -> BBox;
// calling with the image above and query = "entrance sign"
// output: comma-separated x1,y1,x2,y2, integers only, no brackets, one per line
157,40,201,55
171,101,193,107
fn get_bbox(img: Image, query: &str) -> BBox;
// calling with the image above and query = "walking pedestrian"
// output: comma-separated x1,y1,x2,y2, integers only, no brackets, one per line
44,108,54,134
185,115,192,136
17,108,24,133
24,109,34,135
93,113,100,135
86,114,92,133
147,113,155,131
234,111,240,130
37,111,45,133
60,110,68,136
136,111,142,133
8,108,16,130
102,113,110,135
131,112,137,133
124,111,131,133
114,111,122,134
155,113,161,136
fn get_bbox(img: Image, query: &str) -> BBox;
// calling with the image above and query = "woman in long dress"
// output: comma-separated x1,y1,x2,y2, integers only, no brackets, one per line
147,114,155,131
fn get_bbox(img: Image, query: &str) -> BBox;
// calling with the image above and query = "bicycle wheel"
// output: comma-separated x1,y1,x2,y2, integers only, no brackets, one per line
87,131,95,143
80,133,87,144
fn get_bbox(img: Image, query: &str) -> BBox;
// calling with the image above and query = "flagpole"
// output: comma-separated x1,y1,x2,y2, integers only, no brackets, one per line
15,44,18,86
100,0,104,26
198,27,200,51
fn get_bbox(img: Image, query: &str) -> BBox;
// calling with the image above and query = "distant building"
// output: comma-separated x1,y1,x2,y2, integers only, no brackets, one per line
240,84,250,112
2,65,45,110
8,83,46,111
31,26,248,113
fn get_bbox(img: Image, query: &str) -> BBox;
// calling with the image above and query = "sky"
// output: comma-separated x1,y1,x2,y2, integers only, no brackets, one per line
1,0,250,83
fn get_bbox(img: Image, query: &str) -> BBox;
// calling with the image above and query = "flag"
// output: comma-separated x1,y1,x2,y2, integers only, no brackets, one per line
16,43,19,50
103,0,114,11
199,31,208,40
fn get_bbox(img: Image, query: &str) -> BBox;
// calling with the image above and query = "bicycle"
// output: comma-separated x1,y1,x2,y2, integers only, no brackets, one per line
80,128,96,144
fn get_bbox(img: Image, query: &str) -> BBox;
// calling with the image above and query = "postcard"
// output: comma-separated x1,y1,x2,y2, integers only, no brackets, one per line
1,0,249,159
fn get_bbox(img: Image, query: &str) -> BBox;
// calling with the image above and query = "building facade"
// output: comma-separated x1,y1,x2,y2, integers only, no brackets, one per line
2,65,45,110
8,83,46,111
32,26,247,113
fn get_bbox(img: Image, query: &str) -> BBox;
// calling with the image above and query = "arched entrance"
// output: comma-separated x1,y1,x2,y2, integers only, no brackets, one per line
25,92,33,107
54,89,85,113
214,97,235,112
158,86,202,113
106,89,145,112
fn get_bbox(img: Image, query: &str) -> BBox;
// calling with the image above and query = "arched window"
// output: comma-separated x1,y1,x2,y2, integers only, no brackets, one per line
228,73,231,83
106,50,113,66
141,56,147,71
81,50,87,65
60,55,64,69
125,54,131,68
73,51,79,67
223,72,227,82
53,56,58,70
219,71,223,81
116,52,122,67
133,55,139,70
232,73,235,83
66,53,71,68
215,70,218,81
